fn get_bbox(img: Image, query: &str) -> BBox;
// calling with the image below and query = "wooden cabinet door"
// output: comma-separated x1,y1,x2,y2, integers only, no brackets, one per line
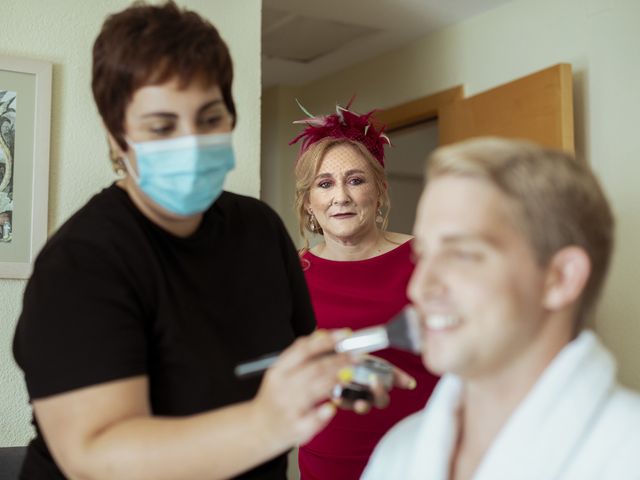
438,63,574,152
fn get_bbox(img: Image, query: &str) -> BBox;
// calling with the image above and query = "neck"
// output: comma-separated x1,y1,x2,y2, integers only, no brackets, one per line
117,179,203,238
451,316,574,480
458,376,535,458
315,227,390,261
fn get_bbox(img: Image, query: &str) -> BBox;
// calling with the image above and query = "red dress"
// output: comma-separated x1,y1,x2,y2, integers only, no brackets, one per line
298,241,439,479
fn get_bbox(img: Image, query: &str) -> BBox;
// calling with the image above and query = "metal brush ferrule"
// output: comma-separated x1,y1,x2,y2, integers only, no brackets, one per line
335,327,389,354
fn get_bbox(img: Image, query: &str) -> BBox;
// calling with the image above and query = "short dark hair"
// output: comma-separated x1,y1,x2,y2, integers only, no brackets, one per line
92,1,235,151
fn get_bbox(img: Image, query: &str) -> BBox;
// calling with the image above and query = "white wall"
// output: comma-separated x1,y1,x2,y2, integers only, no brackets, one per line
0,0,261,446
262,0,640,389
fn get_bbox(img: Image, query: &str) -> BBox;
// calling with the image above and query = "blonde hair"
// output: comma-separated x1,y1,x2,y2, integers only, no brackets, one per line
294,138,390,252
426,137,614,323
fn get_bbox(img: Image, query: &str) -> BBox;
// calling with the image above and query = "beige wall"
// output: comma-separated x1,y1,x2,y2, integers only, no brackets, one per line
260,85,301,237
262,0,640,389
0,0,261,446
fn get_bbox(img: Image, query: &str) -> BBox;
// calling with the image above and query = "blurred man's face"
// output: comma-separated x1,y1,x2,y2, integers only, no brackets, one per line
408,175,550,380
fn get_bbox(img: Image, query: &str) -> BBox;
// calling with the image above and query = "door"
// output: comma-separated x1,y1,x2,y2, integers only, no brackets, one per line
438,63,574,151
384,120,439,234
374,63,574,234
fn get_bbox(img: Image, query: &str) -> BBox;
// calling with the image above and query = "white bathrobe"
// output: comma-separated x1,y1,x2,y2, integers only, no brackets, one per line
361,331,640,480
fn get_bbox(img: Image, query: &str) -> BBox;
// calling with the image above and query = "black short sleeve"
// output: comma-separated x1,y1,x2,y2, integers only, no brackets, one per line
14,237,148,399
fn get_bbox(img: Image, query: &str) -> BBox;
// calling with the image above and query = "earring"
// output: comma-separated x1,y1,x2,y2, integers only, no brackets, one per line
308,211,318,232
376,208,384,224
109,148,126,175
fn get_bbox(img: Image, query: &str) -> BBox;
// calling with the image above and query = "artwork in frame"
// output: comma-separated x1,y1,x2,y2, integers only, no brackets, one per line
0,55,52,279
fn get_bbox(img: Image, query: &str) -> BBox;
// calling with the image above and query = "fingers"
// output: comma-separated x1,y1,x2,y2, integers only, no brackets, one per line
273,329,349,375
290,352,352,404
331,356,418,415
331,369,381,415
361,354,416,391
254,332,354,448
331,391,370,414
392,366,417,391
353,399,371,415
294,402,338,445
258,330,353,418
369,376,390,410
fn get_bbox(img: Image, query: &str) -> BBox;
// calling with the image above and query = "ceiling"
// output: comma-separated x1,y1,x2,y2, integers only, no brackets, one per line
262,0,514,88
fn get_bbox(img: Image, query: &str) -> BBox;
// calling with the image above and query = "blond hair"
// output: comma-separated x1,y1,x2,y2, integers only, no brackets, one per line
294,138,390,252
427,137,614,323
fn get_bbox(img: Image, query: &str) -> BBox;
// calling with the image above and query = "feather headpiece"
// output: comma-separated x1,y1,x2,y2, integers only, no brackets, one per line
289,99,391,167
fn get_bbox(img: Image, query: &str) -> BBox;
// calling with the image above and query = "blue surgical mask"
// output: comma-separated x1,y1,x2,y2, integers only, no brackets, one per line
124,133,235,216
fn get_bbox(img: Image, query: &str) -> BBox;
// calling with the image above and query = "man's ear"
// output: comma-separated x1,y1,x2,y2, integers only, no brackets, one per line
543,246,591,311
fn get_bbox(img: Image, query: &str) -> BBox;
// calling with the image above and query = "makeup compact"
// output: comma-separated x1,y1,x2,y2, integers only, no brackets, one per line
332,357,395,405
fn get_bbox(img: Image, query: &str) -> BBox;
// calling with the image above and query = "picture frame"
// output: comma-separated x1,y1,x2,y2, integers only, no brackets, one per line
0,55,52,279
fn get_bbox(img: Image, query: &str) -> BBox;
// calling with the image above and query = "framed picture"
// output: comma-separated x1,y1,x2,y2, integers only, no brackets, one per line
0,55,52,279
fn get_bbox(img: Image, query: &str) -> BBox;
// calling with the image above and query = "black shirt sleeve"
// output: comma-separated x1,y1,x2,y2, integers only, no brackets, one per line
14,236,148,399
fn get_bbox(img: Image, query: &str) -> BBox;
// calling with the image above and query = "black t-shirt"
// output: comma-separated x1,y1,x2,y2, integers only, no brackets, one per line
13,184,315,479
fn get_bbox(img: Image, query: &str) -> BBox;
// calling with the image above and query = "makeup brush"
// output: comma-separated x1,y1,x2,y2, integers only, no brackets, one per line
234,306,422,378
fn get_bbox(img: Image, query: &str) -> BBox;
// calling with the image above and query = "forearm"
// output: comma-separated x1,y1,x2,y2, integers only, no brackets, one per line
67,401,284,480
37,335,349,480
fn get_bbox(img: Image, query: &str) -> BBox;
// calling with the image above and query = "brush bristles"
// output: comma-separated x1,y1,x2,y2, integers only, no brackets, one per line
384,306,422,354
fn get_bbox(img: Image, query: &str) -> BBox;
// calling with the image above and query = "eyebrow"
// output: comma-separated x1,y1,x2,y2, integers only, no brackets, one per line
140,99,225,119
314,169,367,180
441,233,501,248
412,233,500,255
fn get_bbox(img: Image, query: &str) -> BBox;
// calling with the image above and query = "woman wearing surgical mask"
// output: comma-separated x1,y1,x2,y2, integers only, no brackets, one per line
12,2,353,479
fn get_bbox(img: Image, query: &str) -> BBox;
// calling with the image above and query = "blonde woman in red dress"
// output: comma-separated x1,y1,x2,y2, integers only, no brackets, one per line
290,102,440,479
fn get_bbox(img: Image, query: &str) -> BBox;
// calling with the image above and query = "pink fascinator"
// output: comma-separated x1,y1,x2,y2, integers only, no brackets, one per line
289,98,391,167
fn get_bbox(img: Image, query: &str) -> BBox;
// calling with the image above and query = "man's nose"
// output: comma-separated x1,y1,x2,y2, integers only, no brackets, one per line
407,256,446,306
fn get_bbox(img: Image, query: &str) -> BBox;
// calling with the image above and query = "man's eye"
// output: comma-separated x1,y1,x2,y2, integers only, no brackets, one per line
451,250,483,261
